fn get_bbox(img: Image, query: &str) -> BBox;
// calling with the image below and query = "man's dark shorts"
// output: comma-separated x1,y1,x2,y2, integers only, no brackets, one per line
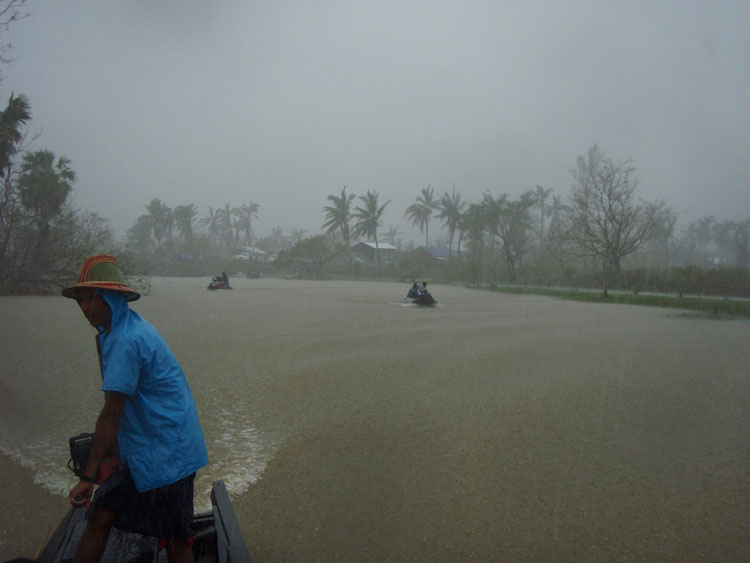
88,463,195,540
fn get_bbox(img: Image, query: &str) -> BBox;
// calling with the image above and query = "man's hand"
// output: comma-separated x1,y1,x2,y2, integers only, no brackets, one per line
69,480,94,508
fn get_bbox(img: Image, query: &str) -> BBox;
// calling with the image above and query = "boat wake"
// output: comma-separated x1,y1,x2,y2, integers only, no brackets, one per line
194,402,278,511
1,407,277,514
0,437,73,497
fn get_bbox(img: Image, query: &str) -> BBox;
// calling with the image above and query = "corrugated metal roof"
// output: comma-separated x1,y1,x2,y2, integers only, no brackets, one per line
352,241,398,250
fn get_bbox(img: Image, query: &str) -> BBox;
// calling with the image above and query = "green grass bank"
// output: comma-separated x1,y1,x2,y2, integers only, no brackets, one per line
470,284,750,319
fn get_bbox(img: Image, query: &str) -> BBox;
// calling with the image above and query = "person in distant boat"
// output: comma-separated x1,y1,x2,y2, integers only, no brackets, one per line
63,254,208,563
418,281,429,296
406,281,419,299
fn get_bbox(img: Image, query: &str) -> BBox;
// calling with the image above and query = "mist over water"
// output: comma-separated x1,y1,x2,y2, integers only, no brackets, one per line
1,277,749,560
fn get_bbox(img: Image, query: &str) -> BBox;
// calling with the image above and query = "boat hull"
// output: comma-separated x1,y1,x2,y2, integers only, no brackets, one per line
38,480,251,562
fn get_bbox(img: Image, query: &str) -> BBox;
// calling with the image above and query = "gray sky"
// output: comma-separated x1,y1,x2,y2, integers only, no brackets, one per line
6,0,750,244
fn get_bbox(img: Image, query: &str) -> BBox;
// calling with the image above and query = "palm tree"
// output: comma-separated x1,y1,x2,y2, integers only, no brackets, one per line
126,215,154,254
480,192,503,256
143,198,170,252
405,185,439,248
173,204,198,254
0,93,31,178
460,202,488,275
200,206,221,251
322,186,356,247
233,201,260,246
352,190,391,263
163,205,175,251
217,202,234,256
437,186,465,258
534,185,552,246
545,195,569,262
18,150,76,234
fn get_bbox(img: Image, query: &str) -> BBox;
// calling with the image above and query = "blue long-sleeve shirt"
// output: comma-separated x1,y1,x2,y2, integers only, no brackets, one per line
96,290,208,492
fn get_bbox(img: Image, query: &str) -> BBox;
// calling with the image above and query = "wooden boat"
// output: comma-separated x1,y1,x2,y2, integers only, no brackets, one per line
37,480,251,562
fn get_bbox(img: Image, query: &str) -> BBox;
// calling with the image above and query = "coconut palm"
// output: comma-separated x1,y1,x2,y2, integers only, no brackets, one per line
322,186,356,247
18,150,76,233
173,204,199,254
143,198,170,252
352,190,391,263
163,205,175,250
437,186,465,258
405,185,439,248
233,201,260,246
460,202,487,265
126,215,155,254
0,93,31,177
200,206,221,251
217,202,235,256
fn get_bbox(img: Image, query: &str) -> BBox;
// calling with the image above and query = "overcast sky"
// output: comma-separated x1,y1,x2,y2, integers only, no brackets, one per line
5,0,749,244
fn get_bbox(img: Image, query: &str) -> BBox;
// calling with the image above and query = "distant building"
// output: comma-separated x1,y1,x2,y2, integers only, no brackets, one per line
415,246,451,260
350,241,399,263
232,246,269,262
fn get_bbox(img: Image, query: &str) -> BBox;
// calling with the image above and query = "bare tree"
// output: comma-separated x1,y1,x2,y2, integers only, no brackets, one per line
534,185,552,246
567,145,673,292
481,191,536,283
731,219,750,269
275,234,337,279
0,0,29,82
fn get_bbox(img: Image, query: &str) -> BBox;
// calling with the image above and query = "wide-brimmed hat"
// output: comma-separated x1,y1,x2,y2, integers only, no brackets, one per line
61,254,140,301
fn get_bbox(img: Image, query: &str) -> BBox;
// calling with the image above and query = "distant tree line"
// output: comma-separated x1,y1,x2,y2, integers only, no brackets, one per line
1,1,747,296
117,142,750,297
281,145,749,296
3,94,748,297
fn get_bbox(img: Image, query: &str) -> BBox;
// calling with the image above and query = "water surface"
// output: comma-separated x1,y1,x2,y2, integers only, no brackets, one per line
1,277,749,560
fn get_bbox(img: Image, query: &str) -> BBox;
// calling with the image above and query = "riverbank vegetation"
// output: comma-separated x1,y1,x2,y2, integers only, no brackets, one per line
472,284,750,319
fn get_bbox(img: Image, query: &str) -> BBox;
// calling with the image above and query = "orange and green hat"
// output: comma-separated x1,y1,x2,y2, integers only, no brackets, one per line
61,254,140,301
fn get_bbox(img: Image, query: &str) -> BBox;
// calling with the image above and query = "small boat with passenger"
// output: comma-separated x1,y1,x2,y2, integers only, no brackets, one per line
208,272,232,290
404,281,437,307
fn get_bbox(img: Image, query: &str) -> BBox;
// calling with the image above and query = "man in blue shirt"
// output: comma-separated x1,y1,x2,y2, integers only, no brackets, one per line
63,254,208,563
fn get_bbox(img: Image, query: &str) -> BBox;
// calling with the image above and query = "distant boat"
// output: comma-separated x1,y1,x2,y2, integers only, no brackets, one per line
404,294,438,307
208,275,232,290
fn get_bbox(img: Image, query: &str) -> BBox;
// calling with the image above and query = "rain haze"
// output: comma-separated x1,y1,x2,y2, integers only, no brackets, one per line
5,0,749,242
5,3,750,560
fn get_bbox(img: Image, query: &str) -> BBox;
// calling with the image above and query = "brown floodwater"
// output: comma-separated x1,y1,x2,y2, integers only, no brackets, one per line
1,277,749,560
